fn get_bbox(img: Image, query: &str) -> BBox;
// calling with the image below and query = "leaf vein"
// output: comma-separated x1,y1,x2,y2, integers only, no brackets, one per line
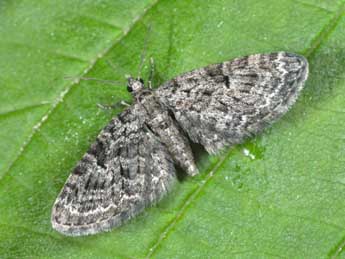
0,102,51,118
0,40,90,63
304,2,345,58
288,0,333,13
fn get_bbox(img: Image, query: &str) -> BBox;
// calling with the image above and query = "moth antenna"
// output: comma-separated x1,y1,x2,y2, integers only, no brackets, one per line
148,57,155,89
64,76,124,86
106,60,118,72
137,24,152,79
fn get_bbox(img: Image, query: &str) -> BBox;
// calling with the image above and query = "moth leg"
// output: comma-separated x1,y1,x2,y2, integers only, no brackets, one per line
148,57,155,89
120,100,131,107
97,100,130,110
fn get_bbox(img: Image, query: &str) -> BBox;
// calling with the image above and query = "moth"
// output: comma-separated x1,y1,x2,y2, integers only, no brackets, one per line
51,52,308,236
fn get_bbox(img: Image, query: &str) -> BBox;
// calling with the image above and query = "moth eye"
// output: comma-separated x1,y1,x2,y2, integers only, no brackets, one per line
127,85,133,92
159,121,169,130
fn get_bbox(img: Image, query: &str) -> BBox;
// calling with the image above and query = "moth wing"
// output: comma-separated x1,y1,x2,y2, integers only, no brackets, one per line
156,52,308,153
51,104,176,236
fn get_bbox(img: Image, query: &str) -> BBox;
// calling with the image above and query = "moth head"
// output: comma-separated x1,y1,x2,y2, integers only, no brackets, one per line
126,76,145,93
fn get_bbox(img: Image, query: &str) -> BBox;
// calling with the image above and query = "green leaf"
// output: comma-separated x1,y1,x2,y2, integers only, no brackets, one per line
1,0,345,258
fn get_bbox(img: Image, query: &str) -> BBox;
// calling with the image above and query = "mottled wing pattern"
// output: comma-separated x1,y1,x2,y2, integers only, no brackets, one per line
51,104,176,236
156,52,308,153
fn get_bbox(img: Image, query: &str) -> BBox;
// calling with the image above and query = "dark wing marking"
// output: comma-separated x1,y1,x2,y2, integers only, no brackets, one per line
51,104,176,236
156,52,308,153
